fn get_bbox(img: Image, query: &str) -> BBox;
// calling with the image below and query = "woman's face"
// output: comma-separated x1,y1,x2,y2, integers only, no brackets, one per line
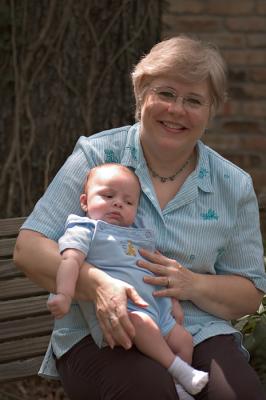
139,77,211,155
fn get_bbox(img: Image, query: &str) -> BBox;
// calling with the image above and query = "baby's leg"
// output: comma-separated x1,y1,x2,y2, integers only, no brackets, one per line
129,311,176,369
166,324,208,395
165,323,193,364
129,312,208,395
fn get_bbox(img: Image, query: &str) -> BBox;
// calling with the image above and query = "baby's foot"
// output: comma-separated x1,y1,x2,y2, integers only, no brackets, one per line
169,356,208,395
175,384,195,400
190,370,209,394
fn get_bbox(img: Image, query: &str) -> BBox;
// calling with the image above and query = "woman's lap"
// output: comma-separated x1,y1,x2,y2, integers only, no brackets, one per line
56,334,266,400
56,335,178,400
193,335,266,400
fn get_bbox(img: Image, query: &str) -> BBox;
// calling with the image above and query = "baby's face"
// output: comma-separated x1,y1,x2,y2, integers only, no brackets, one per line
82,167,140,227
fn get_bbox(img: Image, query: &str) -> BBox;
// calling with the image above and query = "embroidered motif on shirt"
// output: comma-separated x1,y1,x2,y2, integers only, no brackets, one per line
198,168,209,179
217,247,225,257
224,174,230,179
104,149,119,163
189,254,196,261
125,146,137,161
201,209,219,220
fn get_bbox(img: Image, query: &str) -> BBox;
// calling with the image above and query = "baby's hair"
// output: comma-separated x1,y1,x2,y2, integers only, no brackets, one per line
83,163,140,194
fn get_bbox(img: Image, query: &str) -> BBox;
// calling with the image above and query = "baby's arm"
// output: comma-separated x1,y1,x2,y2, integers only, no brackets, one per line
47,248,86,318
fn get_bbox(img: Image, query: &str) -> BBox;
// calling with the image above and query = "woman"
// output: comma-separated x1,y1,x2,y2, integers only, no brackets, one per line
14,35,266,400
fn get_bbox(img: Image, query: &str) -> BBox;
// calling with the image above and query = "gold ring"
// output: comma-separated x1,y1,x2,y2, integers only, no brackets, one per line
108,315,116,325
167,277,170,288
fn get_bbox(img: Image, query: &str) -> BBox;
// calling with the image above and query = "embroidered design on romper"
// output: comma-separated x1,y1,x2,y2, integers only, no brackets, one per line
104,149,119,163
201,209,219,220
126,241,137,256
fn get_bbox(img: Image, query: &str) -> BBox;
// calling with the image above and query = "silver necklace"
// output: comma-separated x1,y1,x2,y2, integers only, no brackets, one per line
148,158,191,183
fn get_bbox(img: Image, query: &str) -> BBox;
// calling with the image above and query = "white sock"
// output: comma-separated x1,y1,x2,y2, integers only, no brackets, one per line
175,384,195,400
168,356,208,395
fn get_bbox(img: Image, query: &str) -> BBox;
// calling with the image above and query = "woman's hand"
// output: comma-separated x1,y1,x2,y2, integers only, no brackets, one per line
137,249,197,300
137,248,264,320
87,268,148,350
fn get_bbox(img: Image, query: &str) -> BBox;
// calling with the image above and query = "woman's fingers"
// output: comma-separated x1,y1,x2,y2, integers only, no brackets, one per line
95,280,147,350
138,248,196,300
126,286,149,308
139,248,168,266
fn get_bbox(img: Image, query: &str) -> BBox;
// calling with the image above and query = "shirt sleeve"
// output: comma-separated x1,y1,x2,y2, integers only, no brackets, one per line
215,176,266,293
21,137,95,241
58,215,95,256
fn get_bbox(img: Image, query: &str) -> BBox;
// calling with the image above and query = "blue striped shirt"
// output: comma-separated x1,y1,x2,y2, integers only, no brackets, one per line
22,123,266,379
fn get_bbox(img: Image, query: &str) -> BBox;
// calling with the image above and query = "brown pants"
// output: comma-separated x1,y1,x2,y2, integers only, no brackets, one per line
56,334,266,400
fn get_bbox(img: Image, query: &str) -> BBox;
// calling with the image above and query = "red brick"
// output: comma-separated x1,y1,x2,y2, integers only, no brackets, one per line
207,1,254,15
199,33,246,48
218,100,243,117
250,170,266,191
223,49,266,65
233,69,262,85
242,101,266,117
162,16,223,34
222,120,263,134
230,83,266,99
248,67,266,82
165,0,206,14
204,133,266,157
247,34,266,47
257,0,266,14
226,17,266,31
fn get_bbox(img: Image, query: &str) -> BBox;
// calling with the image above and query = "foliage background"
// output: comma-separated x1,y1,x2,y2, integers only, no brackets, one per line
0,0,162,218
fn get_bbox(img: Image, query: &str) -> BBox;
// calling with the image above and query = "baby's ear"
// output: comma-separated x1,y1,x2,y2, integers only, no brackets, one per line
80,194,88,212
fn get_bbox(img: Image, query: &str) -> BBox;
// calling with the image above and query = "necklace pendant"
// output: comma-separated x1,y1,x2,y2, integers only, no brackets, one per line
147,157,191,184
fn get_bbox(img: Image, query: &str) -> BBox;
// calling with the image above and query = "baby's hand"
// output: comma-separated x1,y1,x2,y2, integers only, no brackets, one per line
47,293,72,319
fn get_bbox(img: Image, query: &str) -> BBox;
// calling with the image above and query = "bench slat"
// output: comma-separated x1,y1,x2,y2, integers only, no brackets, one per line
0,335,51,363
0,314,53,342
0,260,23,279
0,294,49,322
0,237,17,257
0,276,48,300
0,356,44,382
0,216,53,383
0,217,26,236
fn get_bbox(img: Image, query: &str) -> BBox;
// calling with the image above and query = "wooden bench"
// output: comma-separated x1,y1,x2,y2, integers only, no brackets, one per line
0,217,53,382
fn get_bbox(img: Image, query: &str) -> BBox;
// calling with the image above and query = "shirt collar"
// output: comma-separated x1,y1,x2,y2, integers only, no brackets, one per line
120,123,142,169
120,124,214,193
195,140,214,193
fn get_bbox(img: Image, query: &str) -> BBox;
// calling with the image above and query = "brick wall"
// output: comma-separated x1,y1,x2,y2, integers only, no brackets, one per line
162,0,266,240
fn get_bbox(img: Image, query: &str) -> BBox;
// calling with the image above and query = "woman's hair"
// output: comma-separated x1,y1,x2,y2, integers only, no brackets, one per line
131,35,228,120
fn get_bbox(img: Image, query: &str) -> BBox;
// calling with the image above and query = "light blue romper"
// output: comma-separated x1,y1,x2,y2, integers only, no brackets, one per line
58,214,176,347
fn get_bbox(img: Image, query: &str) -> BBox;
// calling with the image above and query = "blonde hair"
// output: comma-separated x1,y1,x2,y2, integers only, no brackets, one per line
131,35,227,120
